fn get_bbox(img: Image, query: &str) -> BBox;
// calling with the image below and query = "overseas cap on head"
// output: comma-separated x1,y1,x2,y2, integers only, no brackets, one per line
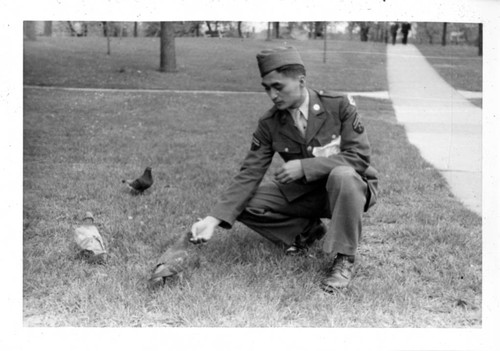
256,46,304,77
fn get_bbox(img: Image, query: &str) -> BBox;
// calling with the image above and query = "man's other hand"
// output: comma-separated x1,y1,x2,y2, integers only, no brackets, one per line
274,160,304,184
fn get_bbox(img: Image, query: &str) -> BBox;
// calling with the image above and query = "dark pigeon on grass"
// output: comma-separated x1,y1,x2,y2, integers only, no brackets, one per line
122,167,153,193
149,231,199,287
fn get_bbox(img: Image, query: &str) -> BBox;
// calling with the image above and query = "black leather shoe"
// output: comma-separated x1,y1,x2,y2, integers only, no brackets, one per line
285,220,327,256
303,220,327,246
321,254,355,291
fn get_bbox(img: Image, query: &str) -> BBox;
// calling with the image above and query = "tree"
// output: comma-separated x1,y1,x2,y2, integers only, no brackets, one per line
323,22,327,63
160,22,176,73
415,22,441,44
67,21,78,36
442,22,447,46
205,21,212,32
100,22,112,54
273,22,280,38
44,21,52,36
359,22,370,41
313,22,324,39
346,22,356,40
478,23,482,56
266,22,272,41
24,21,37,40
237,21,243,38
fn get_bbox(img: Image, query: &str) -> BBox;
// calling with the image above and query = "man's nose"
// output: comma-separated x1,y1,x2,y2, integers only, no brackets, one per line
267,88,278,100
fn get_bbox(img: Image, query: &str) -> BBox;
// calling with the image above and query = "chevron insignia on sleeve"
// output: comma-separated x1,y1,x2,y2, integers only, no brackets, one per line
251,135,261,151
352,115,364,134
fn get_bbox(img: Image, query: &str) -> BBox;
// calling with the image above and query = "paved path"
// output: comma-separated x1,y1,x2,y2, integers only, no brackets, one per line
387,44,482,215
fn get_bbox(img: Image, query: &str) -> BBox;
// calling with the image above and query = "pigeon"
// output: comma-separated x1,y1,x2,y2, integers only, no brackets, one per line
122,167,153,193
149,231,199,286
73,212,107,264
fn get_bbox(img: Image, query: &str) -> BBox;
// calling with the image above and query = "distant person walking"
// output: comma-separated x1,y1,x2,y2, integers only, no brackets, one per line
389,22,399,45
401,22,411,45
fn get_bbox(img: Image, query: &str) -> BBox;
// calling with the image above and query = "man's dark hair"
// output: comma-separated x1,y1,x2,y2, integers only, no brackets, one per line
275,64,306,78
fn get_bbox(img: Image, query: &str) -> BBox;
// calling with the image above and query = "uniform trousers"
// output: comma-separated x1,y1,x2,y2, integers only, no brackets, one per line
236,166,368,256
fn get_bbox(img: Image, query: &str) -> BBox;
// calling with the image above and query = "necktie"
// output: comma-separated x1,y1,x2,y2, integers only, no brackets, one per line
293,109,307,137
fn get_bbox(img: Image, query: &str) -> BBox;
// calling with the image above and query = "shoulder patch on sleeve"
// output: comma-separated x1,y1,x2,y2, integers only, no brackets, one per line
250,134,261,151
352,114,365,134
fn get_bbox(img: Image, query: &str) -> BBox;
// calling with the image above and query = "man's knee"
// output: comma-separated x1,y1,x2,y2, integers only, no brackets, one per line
327,166,358,187
326,166,368,199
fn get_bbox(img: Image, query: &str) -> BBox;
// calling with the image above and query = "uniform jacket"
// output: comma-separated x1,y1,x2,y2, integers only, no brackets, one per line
210,88,378,229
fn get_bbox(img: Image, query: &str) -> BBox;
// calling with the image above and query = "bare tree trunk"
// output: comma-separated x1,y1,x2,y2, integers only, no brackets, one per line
237,21,242,38
67,21,77,36
44,21,52,36
103,22,111,55
206,21,212,32
134,22,138,37
160,22,177,73
274,22,280,38
478,23,482,56
24,21,37,40
323,22,327,63
441,22,447,46
266,22,271,41
314,22,323,39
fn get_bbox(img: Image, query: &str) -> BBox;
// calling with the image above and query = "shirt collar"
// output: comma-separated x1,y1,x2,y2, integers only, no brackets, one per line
288,89,310,121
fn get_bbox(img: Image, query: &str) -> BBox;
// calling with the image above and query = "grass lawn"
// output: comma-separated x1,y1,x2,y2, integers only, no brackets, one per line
415,43,482,107
23,37,481,327
24,36,388,92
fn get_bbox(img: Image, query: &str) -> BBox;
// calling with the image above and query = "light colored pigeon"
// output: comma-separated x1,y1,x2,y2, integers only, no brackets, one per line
74,212,107,264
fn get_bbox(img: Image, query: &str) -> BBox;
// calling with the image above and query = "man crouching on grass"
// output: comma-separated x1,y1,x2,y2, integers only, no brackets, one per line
190,46,378,292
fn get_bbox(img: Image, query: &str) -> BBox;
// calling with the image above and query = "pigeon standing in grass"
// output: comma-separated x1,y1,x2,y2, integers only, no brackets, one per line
149,231,199,286
74,212,107,264
122,167,153,193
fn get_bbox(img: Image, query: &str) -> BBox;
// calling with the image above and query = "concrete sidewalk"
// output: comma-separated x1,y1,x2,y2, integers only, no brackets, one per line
387,44,482,216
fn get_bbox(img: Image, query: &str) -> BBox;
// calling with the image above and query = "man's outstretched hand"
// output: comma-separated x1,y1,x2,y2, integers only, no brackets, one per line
190,216,221,244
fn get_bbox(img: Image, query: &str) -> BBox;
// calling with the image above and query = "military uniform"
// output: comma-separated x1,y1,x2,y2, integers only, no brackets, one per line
209,87,378,256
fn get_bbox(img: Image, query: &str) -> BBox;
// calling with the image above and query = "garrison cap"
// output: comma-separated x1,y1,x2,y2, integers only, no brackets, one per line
256,46,304,77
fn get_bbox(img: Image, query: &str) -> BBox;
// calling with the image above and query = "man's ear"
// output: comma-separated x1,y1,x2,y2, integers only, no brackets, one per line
299,75,306,86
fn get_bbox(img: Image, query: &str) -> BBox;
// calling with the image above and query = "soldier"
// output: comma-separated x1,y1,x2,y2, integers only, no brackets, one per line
190,46,378,291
